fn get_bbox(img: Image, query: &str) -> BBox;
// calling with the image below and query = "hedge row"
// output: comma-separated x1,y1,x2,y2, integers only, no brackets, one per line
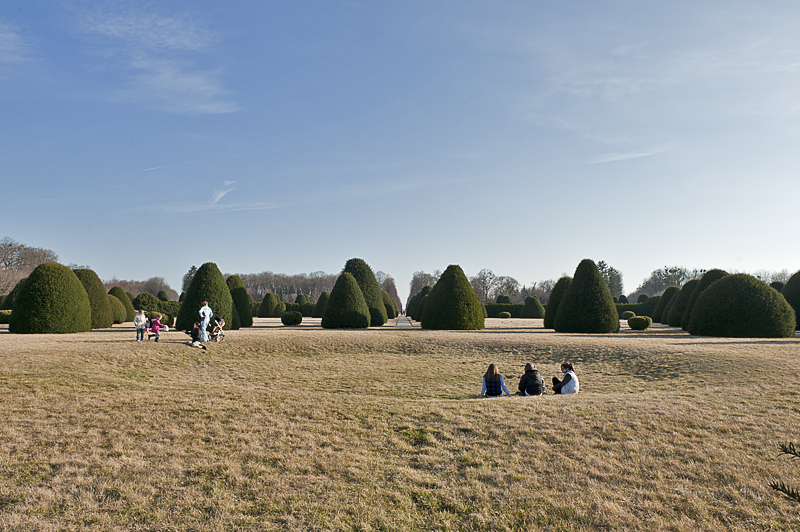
484,303,524,318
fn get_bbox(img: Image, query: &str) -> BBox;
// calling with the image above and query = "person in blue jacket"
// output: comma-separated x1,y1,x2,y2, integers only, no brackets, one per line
199,301,213,342
480,363,511,397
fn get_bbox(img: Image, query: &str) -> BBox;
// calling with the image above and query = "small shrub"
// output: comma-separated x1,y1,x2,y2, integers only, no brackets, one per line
108,294,127,324
627,316,653,330
281,311,303,326
498,311,511,319
495,295,512,304
621,310,636,319
637,294,649,304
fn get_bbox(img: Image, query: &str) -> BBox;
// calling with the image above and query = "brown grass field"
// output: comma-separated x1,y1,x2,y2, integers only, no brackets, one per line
0,317,798,531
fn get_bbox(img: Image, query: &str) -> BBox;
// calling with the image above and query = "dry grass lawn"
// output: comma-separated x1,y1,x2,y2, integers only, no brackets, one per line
0,317,798,531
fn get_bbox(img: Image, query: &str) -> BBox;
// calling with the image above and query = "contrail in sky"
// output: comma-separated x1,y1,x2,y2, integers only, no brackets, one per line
142,142,323,171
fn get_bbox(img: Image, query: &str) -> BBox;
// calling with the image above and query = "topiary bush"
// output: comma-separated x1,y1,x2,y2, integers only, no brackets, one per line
0,309,12,324
651,286,679,323
73,269,114,329
108,286,135,322
618,294,629,304
343,258,387,327
495,295,512,304
258,293,281,318
295,294,311,305
543,277,572,329
229,304,241,330
770,281,785,292
382,290,397,319
554,260,619,333
175,262,234,332
157,290,170,302
133,292,161,312
783,270,800,330
421,265,485,330
483,303,524,318
681,269,728,331
628,316,653,330
281,311,303,326
226,275,253,328
312,291,330,318
108,294,127,324
145,311,173,328
498,311,511,319
666,279,700,327
688,274,796,338
9,263,92,334
321,272,370,329
274,301,286,317
520,296,545,318
1,278,26,310
637,294,649,304
409,286,432,321
125,291,135,304
621,310,636,320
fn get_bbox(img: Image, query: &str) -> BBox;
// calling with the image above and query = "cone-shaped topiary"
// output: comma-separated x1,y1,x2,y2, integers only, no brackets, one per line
230,303,241,330
688,274,796,338
621,310,636,319
125,291,135,303
381,290,397,319
175,262,233,331
1,278,27,310
108,286,135,322
681,269,728,331
321,272,370,328
543,277,572,329
312,291,330,318
73,269,114,329
9,263,92,334
421,265,485,330
258,293,280,318
407,292,421,320
651,286,679,323
133,292,161,312
554,260,619,333
637,294,649,304
416,294,429,322
157,290,169,302
520,296,545,318
343,258,387,327
782,270,800,330
108,294,127,324
410,286,432,321
226,275,253,328
495,295,511,304
666,279,699,327
295,294,311,305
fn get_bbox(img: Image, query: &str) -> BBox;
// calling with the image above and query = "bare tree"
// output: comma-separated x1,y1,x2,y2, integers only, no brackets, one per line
491,275,521,303
407,270,441,307
0,237,59,295
236,270,338,303
469,269,496,304
380,276,402,311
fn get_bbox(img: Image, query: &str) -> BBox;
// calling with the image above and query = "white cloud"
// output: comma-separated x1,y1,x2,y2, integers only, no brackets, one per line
223,180,237,186
79,11,213,51
589,144,672,164
0,23,30,63
211,187,234,205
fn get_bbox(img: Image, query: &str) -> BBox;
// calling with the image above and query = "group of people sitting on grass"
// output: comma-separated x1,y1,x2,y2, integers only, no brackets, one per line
480,362,579,397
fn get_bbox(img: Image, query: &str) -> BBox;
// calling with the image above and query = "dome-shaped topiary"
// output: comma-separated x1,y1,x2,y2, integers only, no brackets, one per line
312,291,330,318
666,279,699,327
554,260,619,333
679,269,728,330
157,290,170,302
543,277,571,329
782,270,800,330
108,286,135,322
688,274,796,338
495,295,511,304
637,294,649,304
281,311,303,326
9,263,92,334
73,269,114,329
108,294,127,324
520,296,545,318
618,294,629,304
273,301,286,317
381,290,397,319
628,316,653,330
770,281,785,292
1,278,27,310
343,258,387,327
175,262,234,331
651,286,679,323
294,294,311,305
421,265,485,330
321,272,370,328
125,291,135,304
498,311,511,319
229,303,241,330
226,275,253,328
409,285,433,321
257,293,280,318
621,310,636,320
133,292,161,312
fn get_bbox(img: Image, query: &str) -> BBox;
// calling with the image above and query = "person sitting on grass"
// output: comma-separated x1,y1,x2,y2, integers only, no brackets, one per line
552,363,579,394
185,322,207,351
480,363,511,397
516,362,546,396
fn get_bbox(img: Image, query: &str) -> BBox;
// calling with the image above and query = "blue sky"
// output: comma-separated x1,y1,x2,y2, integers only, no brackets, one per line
2,1,799,302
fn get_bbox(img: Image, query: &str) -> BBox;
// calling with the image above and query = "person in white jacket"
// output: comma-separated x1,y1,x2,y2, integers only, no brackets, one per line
133,309,147,342
199,301,213,342
552,363,579,394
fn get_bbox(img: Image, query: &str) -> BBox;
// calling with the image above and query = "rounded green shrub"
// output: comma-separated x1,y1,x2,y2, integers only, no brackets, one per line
9,263,92,334
274,301,286,317
125,291,135,304
226,275,253,328
543,277,572,329
295,294,311,305
770,281,785,292
157,290,170,302
229,303,241,330
520,296,545,319
666,279,699,327
312,291,330,318
421,265,485,330
651,286,679,323
618,294,629,304
108,286,135,322
257,293,280,318
554,260,619,333
1,278,26,310
175,262,233,332
108,294,127,324
321,272,370,329
681,269,728,331
133,292,161,312
621,310,636,320
343,258,387,327
637,294,649,304
628,316,653,330
688,274,795,338
281,311,303,326
73,269,114,329
382,290,397,319
782,270,800,330
498,311,511,319
495,295,511,304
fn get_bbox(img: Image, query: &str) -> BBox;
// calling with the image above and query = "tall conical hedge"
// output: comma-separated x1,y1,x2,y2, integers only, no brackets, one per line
421,265,484,330
381,290,397,319
681,269,728,330
520,296,545,318
108,294,127,324
73,269,114,329
781,270,800,330
343,258,387,327
175,262,233,331
108,286,135,322
651,286,679,323
226,275,253,328
688,274,795,338
258,293,281,318
9,263,92,334
409,285,432,321
321,272,370,329
229,303,241,330
312,291,330,318
554,259,619,333
543,277,572,329
295,294,311,305
1,277,27,310
666,279,699,327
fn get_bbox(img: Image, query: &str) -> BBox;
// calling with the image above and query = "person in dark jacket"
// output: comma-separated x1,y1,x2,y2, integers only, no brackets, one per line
516,363,546,395
185,322,207,350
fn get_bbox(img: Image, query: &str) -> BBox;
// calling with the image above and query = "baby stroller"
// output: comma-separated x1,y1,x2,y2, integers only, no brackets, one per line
209,316,225,342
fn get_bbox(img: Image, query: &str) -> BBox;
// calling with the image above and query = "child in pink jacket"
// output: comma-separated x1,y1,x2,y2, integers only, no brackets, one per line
148,314,166,342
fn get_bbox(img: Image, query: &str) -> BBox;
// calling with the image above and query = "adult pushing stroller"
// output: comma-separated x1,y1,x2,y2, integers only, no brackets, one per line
209,316,225,342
